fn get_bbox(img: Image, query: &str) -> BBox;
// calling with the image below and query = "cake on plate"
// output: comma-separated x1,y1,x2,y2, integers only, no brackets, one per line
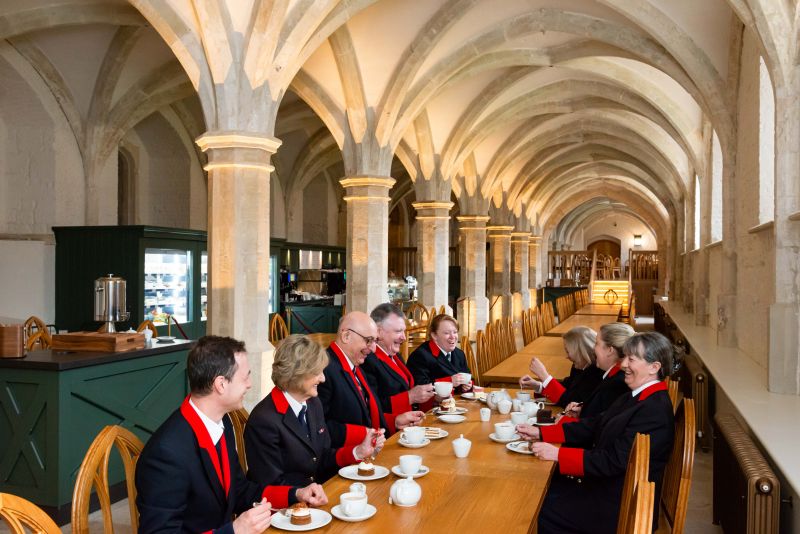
357,460,375,476
440,397,457,413
289,502,312,525
536,408,555,424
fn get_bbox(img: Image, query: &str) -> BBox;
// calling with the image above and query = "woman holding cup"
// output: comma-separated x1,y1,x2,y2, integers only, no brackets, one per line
245,335,385,490
407,314,473,394
519,326,603,408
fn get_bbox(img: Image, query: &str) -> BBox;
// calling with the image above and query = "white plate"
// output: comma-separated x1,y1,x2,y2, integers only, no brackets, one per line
433,406,468,415
420,427,448,440
156,336,176,343
331,503,377,523
461,392,476,400
506,441,535,455
270,508,332,531
528,417,557,426
391,464,430,478
489,432,521,443
437,414,466,424
398,437,430,449
338,464,390,481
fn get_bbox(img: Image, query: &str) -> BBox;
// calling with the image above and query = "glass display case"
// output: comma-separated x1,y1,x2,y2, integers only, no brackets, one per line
144,248,191,325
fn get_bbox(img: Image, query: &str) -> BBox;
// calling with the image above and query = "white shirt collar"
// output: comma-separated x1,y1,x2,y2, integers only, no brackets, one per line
434,340,449,356
631,380,661,398
281,389,307,418
334,341,357,371
602,366,613,379
189,398,225,445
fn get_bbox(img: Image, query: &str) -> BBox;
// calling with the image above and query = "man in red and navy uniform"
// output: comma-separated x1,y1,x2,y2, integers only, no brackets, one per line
518,332,676,534
317,311,424,448
136,336,327,534
361,303,436,419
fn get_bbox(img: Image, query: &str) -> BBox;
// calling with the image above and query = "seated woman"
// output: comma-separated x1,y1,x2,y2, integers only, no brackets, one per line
519,326,603,407
245,335,385,488
406,314,471,393
519,331,676,534
557,322,635,422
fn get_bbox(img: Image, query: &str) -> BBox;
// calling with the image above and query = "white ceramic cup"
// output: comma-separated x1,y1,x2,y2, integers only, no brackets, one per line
452,436,472,458
340,492,368,517
512,399,523,412
523,401,538,417
497,398,513,415
458,372,472,384
516,391,531,402
399,454,423,475
479,407,491,422
349,482,367,494
402,426,425,445
536,401,546,411
434,382,453,397
494,422,515,440
510,411,528,425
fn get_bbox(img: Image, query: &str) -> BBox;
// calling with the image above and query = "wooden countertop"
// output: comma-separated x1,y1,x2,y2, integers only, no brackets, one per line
318,389,554,532
0,339,194,371
482,337,572,386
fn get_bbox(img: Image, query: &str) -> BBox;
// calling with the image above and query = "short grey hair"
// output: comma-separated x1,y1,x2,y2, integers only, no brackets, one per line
623,331,675,380
370,303,405,326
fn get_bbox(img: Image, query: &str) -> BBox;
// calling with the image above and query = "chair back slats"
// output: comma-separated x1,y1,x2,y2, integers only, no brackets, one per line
0,492,60,534
460,335,479,385
475,329,491,386
666,377,680,412
631,481,655,533
71,425,144,534
136,320,158,336
23,316,51,350
405,302,430,325
617,433,651,534
228,408,250,473
660,398,696,533
269,314,289,344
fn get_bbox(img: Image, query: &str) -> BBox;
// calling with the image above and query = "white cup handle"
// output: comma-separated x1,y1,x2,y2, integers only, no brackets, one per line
537,401,545,410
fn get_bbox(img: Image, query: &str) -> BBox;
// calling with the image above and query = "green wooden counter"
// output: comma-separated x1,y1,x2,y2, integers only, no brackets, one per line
284,299,343,334
0,339,193,522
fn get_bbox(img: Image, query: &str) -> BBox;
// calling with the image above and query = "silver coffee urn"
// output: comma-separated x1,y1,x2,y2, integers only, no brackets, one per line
94,274,129,332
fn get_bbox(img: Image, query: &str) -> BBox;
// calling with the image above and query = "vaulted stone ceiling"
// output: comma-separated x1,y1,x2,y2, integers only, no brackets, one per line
3,0,792,251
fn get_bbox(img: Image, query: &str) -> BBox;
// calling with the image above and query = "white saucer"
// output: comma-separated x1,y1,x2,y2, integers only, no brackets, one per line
437,414,466,423
434,407,468,415
489,432,521,443
156,336,176,343
461,392,477,400
391,464,430,478
399,436,430,448
420,427,448,439
331,503,377,523
506,441,535,455
270,508,332,530
337,464,390,481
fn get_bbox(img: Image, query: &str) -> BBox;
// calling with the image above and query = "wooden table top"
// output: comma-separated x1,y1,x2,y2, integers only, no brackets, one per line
317,390,554,532
482,337,573,386
545,314,616,336
574,304,622,317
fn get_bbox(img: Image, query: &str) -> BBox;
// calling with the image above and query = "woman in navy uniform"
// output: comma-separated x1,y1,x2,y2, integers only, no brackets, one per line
406,314,472,393
245,335,384,488
519,326,603,407
518,331,676,534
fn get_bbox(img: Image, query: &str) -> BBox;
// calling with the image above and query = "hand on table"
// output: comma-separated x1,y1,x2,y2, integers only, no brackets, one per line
233,498,272,534
409,383,435,404
515,423,541,441
296,483,328,506
528,357,551,383
529,442,559,462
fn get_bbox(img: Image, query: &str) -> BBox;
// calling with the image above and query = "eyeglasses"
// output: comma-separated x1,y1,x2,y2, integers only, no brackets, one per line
347,328,377,346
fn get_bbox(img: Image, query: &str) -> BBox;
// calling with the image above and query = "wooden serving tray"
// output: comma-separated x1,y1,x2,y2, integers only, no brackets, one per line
51,332,145,353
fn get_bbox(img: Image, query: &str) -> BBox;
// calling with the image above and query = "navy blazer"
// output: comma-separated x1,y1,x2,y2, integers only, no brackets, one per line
245,388,355,487
576,364,629,419
135,398,291,534
542,364,605,408
538,382,675,534
406,340,470,386
317,345,387,448
361,345,416,415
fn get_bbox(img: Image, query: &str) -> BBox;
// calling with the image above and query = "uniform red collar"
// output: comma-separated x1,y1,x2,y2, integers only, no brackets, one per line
271,386,289,414
179,396,230,495
637,380,668,401
607,363,622,377
429,339,442,357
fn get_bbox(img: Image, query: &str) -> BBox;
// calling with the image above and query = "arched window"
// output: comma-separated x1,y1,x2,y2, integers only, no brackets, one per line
758,56,775,223
710,131,723,242
694,174,701,250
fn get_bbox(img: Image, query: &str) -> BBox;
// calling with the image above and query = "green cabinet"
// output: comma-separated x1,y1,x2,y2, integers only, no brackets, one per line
53,226,207,339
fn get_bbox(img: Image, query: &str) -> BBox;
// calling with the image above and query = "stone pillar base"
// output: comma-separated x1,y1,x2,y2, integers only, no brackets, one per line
768,303,800,395
457,295,488,341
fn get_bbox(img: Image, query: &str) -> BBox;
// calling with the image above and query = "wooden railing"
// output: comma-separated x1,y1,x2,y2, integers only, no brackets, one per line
547,250,592,284
629,250,658,280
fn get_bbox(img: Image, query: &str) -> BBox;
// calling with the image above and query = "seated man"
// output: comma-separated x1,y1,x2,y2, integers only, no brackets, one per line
136,335,327,534
317,311,424,448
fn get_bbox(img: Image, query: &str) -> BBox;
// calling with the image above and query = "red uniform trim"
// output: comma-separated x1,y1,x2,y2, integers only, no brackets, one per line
262,486,292,509
540,423,566,444
375,345,414,388
558,447,585,476
179,397,230,496
343,423,368,446
541,379,566,404
330,342,382,432
384,413,397,435
429,340,441,357
556,415,579,425
434,376,453,383
390,390,412,414
270,387,289,414
335,446,357,467
637,380,668,401
607,363,622,377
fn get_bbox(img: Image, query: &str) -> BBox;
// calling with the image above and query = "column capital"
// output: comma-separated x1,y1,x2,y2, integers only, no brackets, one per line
196,131,282,173
529,235,542,243
340,176,396,202
457,215,491,230
487,225,514,237
511,231,531,242
412,201,453,220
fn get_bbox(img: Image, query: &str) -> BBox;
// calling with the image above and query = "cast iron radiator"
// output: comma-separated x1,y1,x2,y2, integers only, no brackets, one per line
678,351,712,451
713,414,779,534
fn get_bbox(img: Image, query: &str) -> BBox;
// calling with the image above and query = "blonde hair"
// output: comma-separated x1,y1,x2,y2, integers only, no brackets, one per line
272,335,328,392
562,326,597,368
599,322,636,357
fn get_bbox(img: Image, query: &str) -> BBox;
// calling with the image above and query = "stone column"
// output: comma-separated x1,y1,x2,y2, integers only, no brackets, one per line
488,225,513,321
413,201,453,313
196,131,281,408
529,235,541,306
511,231,531,321
456,215,490,340
340,176,395,313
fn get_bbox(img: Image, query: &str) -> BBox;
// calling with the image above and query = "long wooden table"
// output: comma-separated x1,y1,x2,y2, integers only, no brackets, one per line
574,303,622,317
482,336,573,386
545,314,616,336
317,390,554,532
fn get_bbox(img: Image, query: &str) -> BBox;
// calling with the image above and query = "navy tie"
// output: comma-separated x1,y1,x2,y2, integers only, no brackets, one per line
445,352,452,362
298,406,310,437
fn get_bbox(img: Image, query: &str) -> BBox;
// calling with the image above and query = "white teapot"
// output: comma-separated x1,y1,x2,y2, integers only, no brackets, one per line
389,476,422,507
487,388,511,410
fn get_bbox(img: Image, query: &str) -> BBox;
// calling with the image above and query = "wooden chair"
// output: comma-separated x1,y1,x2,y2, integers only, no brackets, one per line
617,432,651,534
269,314,289,344
72,425,144,534
23,316,51,350
612,257,622,279
228,408,250,473
460,335,480,385
406,302,430,326
0,492,60,534
541,301,556,331
25,331,49,351
666,377,680,412
504,317,516,357
474,329,491,386
630,480,656,534
136,319,158,336
438,305,446,315
658,398,696,534
305,332,337,348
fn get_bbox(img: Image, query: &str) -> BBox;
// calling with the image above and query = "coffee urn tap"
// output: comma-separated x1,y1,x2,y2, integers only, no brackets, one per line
94,274,130,333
